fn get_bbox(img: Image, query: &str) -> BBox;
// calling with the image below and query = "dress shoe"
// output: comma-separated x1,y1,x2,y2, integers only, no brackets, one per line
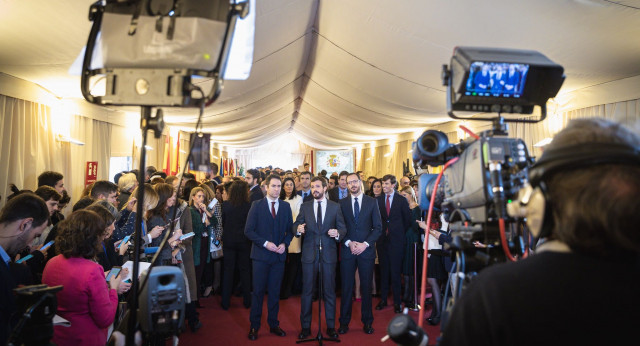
375,301,387,310
394,304,402,313
338,325,349,334
363,324,374,334
270,326,286,337
298,328,311,339
326,328,339,339
427,316,441,325
189,320,202,333
248,328,258,340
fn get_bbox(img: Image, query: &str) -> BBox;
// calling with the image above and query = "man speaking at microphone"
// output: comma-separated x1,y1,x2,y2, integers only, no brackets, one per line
294,176,346,340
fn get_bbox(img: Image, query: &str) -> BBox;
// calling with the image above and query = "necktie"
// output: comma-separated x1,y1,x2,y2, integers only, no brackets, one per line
317,201,323,230
354,197,360,225
385,194,391,215
385,195,391,236
271,201,276,219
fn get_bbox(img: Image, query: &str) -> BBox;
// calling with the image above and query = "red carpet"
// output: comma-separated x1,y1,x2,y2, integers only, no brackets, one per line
177,294,441,345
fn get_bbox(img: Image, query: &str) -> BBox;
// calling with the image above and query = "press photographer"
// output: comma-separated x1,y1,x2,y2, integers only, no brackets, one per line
439,117,640,345
0,193,50,345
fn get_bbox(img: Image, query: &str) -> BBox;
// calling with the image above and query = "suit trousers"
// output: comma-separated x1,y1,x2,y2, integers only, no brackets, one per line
250,259,284,330
377,241,404,305
221,242,252,308
300,258,337,329
339,255,374,326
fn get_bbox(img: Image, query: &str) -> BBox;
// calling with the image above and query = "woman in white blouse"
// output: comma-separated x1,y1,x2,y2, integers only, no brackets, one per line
280,177,303,299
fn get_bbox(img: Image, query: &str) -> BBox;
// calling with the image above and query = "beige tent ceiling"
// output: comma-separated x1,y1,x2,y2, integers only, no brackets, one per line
1,0,640,149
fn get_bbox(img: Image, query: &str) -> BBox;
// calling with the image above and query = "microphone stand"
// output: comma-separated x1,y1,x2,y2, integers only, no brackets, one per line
297,224,339,345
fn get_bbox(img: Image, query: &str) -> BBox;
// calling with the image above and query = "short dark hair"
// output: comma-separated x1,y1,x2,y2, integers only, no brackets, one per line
182,179,200,201
303,163,310,167
247,169,260,181
85,204,116,228
347,172,361,181
0,193,49,228
300,171,312,179
90,180,118,199
73,197,95,211
37,171,63,188
265,174,281,186
320,169,327,176
339,171,349,178
182,172,196,180
114,172,124,185
34,186,62,202
59,190,71,206
145,166,157,177
55,210,105,259
210,162,219,173
311,176,327,188
381,174,397,186
543,118,640,260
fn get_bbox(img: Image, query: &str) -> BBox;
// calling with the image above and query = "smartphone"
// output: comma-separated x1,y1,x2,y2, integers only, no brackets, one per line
16,254,33,264
179,232,195,241
40,240,55,251
120,235,131,249
106,266,122,281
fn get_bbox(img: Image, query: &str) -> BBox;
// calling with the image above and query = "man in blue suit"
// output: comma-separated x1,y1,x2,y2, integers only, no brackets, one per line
244,174,294,341
294,176,346,339
376,174,412,313
337,173,382,335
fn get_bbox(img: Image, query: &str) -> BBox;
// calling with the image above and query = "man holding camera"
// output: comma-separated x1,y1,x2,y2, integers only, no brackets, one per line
440,118,640,345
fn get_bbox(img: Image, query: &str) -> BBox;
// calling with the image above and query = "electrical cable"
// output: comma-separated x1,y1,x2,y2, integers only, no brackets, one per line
417,156,459,328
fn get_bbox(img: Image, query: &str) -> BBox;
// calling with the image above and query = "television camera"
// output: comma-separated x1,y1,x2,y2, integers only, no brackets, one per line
387,47,565,344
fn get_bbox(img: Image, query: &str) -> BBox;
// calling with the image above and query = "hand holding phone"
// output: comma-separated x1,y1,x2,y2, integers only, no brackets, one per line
106,266,122,281
179,232,195,241
16,254,33,264
120,235,131,249
40,240,55,251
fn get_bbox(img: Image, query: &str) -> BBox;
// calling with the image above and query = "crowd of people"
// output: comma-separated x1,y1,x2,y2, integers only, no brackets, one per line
2,117,636,345
0,159,450,344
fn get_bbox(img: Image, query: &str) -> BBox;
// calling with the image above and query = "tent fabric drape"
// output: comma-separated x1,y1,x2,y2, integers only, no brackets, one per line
0,94,112,205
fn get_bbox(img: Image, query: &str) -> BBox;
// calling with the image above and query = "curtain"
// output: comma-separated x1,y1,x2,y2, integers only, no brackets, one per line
0,94,112,206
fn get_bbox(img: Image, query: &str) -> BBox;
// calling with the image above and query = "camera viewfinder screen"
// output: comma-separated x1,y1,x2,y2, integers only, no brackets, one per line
465,62,529,98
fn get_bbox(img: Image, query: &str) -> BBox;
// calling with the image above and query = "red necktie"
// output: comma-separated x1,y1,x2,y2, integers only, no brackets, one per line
385,194,390,215
271,201,276,219
385,195,390,236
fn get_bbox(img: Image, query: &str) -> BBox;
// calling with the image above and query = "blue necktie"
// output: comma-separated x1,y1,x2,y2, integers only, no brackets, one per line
354,197,360,225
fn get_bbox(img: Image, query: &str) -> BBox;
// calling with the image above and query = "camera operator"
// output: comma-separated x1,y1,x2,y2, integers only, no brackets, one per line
0,193,50,345
440,118,640,346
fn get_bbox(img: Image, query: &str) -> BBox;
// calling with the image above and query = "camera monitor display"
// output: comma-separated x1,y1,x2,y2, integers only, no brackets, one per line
464,62,529,98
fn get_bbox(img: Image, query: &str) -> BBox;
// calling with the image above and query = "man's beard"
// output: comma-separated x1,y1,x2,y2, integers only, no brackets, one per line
313,191,323,199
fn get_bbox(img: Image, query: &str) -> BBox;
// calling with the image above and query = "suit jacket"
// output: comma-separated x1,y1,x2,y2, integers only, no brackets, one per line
377,192,412,246
297,190,314,203
221,200,252,245
328,187,348,202
0,261,16,345
293,199,346,264
244,198,294,264
339,194,383,260
249,185,264,203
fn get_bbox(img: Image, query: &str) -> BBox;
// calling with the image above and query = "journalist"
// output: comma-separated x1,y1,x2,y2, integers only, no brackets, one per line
440,118,640,345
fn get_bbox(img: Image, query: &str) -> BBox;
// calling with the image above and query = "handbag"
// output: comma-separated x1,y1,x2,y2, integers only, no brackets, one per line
210,240,223,259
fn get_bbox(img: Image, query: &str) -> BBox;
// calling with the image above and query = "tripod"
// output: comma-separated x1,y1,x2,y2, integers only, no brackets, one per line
297,234,339,345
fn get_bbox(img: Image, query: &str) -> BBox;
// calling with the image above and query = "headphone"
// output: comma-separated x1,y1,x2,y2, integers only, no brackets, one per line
508,142,640,238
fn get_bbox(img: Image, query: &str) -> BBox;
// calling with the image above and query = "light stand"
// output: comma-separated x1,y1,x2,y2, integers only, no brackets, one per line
297,233,339,345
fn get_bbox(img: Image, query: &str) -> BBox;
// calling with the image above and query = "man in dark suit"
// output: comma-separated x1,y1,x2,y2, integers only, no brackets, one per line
337,173,382,335
294,177,346,339
297,171,314,203
246,168,264,202
376,174,412,313
328,171,349,202
244,174,293,341
0,193,50,345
